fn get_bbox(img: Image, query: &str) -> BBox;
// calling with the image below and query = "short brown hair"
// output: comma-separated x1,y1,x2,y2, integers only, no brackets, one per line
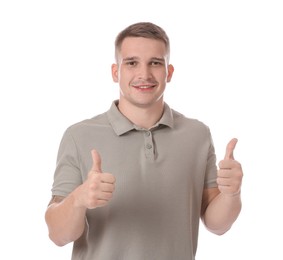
114,22,170,62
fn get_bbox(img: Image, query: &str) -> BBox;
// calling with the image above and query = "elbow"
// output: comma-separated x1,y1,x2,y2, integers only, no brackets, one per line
205,224,232,236
209,229,229,236
48,232,70,247
47,227,74,247
49,233,71,247
202,217,232,236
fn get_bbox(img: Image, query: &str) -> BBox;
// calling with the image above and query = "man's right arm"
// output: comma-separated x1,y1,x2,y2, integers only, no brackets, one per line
45,149,116,246
45,192,87,246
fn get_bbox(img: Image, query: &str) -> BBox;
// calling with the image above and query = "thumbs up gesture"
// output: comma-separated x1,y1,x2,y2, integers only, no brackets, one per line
217,138,243,196
75,149,116,209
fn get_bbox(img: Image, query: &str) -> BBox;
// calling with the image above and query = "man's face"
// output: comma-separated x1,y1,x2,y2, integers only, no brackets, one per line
112,37,174,109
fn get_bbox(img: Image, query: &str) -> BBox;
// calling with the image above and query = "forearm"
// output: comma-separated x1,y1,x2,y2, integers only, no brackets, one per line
45,191,87,246
202,192,242,235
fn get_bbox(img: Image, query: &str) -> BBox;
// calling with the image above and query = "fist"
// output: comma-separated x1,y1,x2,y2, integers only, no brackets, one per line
76,149,116,209
217,138,243,196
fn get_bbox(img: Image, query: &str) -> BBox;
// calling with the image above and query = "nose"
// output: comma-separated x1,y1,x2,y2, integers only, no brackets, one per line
137,64,152,80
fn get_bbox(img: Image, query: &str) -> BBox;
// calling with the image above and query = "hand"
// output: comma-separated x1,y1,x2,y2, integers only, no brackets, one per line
75,149,116,209
217,138,243,196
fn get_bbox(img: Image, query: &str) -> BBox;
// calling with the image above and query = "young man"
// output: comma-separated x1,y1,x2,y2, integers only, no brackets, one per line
45,22,243,260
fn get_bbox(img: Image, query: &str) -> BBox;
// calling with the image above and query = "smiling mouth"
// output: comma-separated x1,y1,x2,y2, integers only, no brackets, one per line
132,85,155,89
130,81,157,89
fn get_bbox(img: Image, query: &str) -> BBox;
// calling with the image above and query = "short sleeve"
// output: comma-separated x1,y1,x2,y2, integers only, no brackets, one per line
204,131,218,188
51,128,83,197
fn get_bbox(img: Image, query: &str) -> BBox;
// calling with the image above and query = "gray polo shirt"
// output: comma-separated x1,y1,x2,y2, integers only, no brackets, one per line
52,100,217,260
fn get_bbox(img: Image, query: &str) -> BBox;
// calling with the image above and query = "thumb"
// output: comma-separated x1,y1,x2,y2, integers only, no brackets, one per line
91,149,102,173
224,138,238,160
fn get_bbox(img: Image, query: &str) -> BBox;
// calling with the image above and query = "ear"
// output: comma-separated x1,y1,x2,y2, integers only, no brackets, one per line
111,64,119,83
166,64,174,83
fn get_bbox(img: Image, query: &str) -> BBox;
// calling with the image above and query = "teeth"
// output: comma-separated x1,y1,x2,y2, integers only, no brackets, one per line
137,85,153,88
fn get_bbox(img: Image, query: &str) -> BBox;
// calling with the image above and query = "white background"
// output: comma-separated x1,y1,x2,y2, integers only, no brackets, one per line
1,0,282,259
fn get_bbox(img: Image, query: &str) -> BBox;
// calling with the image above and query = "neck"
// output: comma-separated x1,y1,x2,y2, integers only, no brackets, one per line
118,100,164,129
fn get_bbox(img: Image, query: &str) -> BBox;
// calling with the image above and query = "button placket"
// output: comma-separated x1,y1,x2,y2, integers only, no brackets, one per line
144,131,154,159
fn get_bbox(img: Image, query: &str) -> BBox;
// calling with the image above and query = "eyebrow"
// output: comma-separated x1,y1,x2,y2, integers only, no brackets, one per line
151,57,165,62
122,56,139,62
122,56,165,62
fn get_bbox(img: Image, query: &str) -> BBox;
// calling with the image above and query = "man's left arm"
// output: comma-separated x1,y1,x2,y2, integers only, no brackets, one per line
201,138,243,235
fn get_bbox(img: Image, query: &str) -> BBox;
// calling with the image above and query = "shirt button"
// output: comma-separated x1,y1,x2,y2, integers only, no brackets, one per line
145,131,151,136
146,143,152,149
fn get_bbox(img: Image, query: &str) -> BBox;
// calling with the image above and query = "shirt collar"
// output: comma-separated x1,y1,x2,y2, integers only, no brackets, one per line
107,100,174,136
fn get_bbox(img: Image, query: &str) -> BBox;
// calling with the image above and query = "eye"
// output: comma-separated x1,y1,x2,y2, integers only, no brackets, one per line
150,61,163,66
126,61,137,66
